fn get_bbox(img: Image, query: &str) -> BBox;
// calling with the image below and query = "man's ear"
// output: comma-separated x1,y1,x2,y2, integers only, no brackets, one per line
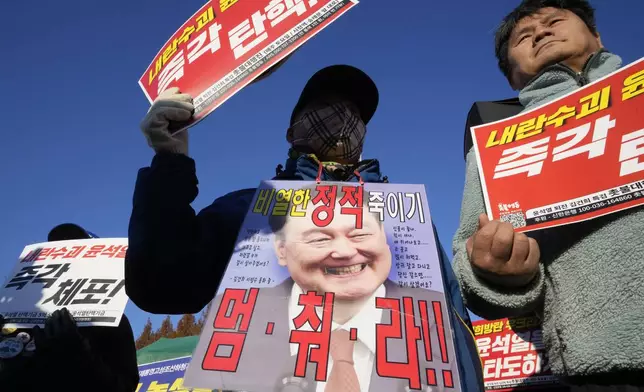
274,236,288,267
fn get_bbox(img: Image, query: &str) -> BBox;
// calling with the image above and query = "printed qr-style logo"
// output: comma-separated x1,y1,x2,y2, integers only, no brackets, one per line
500,212,527,228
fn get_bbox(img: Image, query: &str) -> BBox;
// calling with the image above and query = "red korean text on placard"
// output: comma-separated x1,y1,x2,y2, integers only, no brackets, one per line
472,58,644,232
289,291,334,381
375,297,453,390
376,297,421,389
311,185,338,227
339,185,364,229
473,317,562,391
139,0,360,131
202,288,259,372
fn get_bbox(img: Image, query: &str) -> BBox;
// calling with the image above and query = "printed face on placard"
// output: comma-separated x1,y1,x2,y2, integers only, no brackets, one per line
274,199,391,301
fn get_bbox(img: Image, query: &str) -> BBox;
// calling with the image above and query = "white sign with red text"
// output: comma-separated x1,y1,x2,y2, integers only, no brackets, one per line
0,239,128,328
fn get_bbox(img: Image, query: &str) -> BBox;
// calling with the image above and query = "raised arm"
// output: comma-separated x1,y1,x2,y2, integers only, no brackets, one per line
124,88,244,314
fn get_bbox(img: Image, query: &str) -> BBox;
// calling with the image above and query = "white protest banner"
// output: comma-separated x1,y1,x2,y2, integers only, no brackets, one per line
0,238,128,328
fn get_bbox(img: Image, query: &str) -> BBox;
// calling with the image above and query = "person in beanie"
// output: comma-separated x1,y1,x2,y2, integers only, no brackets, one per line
0,223,139,392
452,0,644,389
125,65,485,391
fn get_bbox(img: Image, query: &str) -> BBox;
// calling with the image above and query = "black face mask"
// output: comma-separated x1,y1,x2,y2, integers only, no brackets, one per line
288,102,366,163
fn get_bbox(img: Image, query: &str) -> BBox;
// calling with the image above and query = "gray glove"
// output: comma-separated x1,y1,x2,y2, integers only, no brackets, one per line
140,87,194,155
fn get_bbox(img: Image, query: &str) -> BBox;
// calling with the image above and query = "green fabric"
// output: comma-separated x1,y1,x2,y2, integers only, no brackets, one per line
136,336,199,365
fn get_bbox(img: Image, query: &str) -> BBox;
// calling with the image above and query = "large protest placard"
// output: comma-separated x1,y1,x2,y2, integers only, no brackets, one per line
138,356,214,392
471,57,644,232
139,0,359,131
0,239,128,328
473,317,565,391
183,181,462,392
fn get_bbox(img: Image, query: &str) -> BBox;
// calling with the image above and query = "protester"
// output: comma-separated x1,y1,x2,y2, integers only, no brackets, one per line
0,223,139,392
453,0,644,388
125,64,485,390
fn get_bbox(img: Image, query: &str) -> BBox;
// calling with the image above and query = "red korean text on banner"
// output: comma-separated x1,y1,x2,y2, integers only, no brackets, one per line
339,185,364,228
471,57,644,232
311,184,338,227
289,291,334,381
21,244,128,263
473,317,563,391
375,297,454,390
202,288,259,372
139,0,360,132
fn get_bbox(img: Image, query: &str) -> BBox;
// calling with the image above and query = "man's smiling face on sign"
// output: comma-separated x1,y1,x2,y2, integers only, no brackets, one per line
274,193,391,301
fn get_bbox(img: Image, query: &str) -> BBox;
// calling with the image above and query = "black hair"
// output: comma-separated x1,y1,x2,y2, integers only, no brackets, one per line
495,0,598,80
267,183,380,238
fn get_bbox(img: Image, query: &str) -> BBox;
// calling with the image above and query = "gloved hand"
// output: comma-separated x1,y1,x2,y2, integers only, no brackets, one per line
140,87,194,155
33,308,89,361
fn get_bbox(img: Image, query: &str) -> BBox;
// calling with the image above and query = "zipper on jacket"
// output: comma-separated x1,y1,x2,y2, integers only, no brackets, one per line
299,155,380,182
570,48,606,86
345,159,379,182
575,72,589,86
524,48,607,88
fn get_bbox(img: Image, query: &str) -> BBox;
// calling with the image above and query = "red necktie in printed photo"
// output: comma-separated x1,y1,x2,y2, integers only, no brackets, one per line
325,329,360,392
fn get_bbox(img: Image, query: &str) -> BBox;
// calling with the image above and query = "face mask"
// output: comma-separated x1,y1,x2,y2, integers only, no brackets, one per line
288,102,366,162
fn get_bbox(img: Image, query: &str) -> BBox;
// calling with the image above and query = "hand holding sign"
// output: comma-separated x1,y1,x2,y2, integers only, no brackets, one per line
138,0,360,133
33,308,88,357
140,87,194,156
467,214,540,288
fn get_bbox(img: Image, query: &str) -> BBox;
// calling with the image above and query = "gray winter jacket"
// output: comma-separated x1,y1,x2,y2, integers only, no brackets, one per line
453,50,644,382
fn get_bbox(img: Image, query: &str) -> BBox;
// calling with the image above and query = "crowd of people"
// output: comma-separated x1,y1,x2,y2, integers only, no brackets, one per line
1,1,641,391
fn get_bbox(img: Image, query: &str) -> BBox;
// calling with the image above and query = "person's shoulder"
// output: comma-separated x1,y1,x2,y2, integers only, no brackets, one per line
211,188,257,206
463,98,524,159
200,187,257,219
220,187,258,199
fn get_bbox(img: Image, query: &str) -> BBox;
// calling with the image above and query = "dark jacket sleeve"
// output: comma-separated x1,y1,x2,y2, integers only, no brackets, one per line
125,153,246,314
433,225,485,391
71,315,139,392
31,315,139,392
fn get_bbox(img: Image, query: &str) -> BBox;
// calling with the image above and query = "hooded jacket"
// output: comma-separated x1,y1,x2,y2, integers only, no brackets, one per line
453,50,644,385
125,152,485,391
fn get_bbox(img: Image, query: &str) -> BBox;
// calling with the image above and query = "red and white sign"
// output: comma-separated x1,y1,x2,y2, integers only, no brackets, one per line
139,0,359,131
0,239,129,328
471,57,644,232
473,317,562,391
